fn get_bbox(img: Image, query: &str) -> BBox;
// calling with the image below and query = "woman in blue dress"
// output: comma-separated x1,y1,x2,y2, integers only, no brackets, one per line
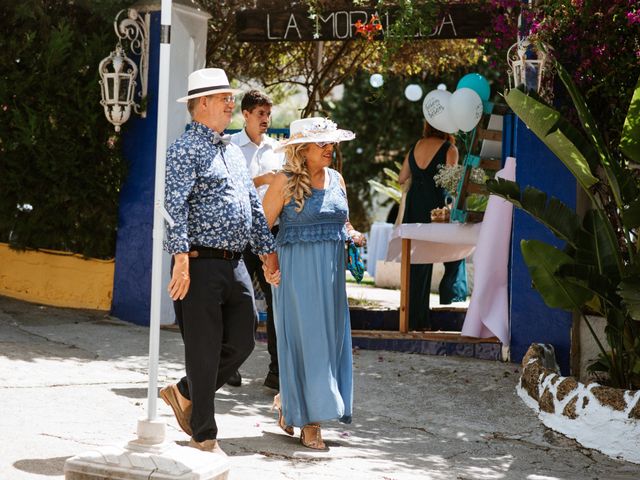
262,117,363,450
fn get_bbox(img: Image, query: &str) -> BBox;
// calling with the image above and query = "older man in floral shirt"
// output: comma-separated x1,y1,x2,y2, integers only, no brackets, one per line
160,68,279,454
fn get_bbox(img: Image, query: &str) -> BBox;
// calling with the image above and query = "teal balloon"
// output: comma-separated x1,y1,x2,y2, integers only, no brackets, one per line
456,73,490,102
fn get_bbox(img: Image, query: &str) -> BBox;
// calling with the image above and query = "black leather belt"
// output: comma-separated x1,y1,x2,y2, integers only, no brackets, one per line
188,246,242,260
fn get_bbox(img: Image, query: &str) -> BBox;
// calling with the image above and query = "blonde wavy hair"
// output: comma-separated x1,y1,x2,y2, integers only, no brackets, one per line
282,143,312,212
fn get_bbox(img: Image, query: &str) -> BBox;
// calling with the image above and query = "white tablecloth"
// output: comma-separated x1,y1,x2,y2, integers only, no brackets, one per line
385,222,481,264
461,156,516,345
384,155,514,346
367,222,394,277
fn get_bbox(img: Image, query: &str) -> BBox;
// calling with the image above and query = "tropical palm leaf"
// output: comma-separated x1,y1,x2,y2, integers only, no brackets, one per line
622,198,640,229
505,88,600,192
554,57,611,164
521,240,594,310
620,74,640,164
487,179,581,246
382,167,399,182
368,179,401,204
575,210,622,276
619,277,640,322
556,263,618,313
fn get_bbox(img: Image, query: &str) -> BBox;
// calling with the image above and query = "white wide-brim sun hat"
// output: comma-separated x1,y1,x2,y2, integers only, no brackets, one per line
274,117,355,153
177,68,242,103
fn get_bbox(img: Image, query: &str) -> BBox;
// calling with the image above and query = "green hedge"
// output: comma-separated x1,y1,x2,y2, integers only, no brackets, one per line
0,0,130,258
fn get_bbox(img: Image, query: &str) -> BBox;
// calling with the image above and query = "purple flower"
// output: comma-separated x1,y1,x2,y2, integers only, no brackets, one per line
627,11,640,25
530,20,541,34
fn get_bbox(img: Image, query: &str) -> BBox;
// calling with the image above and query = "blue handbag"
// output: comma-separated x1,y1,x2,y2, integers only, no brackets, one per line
346,239,365,283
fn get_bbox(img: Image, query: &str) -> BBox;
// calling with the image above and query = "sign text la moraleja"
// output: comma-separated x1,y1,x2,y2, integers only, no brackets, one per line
236,4,485,42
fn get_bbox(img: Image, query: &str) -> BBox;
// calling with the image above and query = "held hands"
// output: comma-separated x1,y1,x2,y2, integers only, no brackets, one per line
345,220,366,247
261,251,281,287
349,230,366,247
168,253,190,300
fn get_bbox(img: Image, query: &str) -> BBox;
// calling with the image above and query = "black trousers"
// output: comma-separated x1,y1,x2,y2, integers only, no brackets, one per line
173,257,256,441
242,225,279,374
408,259,467,331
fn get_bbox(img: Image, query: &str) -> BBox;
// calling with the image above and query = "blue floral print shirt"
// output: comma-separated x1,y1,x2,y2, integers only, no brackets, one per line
164,121,275,255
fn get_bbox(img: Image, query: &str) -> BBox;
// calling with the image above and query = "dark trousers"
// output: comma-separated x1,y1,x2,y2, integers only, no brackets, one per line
242,225,279,374
173,257,256,441
408,259,467,330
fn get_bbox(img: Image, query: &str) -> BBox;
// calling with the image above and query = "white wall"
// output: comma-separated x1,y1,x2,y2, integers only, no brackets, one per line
160,3,210,324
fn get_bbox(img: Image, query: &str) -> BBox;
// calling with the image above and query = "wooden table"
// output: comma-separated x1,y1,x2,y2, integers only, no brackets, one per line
390,223,481,334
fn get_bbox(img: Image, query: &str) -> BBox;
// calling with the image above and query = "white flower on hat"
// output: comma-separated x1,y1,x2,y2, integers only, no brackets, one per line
275,117,355,153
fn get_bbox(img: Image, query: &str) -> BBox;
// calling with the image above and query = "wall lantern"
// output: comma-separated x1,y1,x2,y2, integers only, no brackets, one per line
506,38,549,94
98,9,149,132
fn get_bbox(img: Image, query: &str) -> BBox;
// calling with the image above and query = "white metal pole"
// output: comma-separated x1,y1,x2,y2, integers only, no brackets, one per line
147,0,172,422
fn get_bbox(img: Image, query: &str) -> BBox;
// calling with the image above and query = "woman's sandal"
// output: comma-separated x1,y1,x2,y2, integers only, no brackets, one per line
300,423,328,451
271,394,294,436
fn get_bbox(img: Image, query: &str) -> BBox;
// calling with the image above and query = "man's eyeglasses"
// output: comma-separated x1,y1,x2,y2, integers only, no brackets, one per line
218,95,236,104
315,142,335,148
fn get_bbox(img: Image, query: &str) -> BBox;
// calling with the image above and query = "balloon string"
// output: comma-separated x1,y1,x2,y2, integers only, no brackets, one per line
469,128,476,156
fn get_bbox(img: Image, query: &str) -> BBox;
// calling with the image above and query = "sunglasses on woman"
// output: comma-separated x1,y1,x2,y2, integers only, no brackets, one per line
315,142,335,148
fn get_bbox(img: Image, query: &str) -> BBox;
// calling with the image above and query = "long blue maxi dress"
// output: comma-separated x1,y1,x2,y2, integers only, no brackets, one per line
272,168,353,428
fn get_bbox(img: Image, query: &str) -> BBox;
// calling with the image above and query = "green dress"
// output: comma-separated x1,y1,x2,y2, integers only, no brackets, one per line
402,141,468,330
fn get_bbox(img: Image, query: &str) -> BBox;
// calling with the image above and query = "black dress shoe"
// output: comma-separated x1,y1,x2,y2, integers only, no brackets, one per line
263,371,279,390
226,370,242,387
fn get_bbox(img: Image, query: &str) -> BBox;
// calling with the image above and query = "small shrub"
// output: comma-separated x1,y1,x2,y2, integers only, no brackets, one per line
0,0,129,258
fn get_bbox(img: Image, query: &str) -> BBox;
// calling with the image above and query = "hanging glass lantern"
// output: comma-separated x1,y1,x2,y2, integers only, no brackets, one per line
98,44,138,132
97,8,149,132
506,38,549,94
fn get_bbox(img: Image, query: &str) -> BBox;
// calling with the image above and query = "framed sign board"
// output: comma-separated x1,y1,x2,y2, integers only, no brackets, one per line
236,4,486,42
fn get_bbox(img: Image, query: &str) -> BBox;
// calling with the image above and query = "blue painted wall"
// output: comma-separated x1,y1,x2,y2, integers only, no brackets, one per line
111,11,161,326
508,116,575,374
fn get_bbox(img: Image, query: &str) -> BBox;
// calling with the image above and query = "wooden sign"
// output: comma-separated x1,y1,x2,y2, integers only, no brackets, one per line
236,4,486,42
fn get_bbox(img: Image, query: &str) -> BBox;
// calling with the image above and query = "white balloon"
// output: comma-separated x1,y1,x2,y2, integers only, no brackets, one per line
450,87,483,132
369,73,384,88
437,83,447,91
422,90,458,134
404,84,423,102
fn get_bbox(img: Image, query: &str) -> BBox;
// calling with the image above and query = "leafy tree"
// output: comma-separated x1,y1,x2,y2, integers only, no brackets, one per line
201,0,481,116
0,0,129,258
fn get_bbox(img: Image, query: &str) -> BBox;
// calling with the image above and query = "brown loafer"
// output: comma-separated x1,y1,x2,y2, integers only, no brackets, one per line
159,384,192,436
188,438,227,456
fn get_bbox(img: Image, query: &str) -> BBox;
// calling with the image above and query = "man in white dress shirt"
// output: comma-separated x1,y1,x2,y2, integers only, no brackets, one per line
231,90,284,390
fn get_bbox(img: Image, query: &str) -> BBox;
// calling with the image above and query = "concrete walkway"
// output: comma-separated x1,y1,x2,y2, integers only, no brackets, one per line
345,281,469,311
1,295,639,480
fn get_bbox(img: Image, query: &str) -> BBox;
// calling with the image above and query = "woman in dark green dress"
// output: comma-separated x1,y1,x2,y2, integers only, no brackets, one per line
398,122,468,330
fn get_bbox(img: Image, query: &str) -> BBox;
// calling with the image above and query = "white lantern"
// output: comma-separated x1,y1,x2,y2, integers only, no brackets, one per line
506,39,549,94
98,9,149,132
98,44,138,132
404,84,423,102
369,73,384,88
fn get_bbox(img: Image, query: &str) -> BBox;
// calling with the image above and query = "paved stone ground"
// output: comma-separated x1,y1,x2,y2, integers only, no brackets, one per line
1,295,639,480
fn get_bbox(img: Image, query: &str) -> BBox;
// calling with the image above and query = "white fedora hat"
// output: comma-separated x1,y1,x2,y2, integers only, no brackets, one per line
177,68,242,103
274,117,355,153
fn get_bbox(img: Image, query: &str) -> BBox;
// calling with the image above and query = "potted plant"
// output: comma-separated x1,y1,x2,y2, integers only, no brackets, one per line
488,58,640,389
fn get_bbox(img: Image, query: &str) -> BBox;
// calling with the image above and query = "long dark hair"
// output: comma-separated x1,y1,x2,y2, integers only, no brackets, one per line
422,121,456,145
